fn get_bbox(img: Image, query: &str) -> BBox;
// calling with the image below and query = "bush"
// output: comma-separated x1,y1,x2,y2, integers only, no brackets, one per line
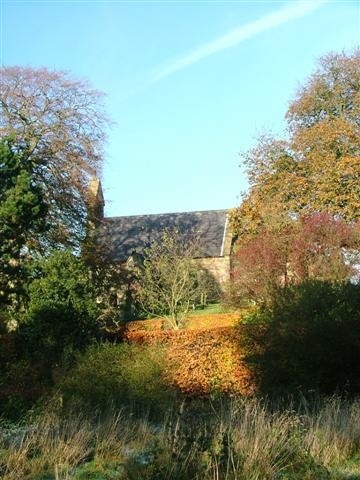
19,250,99,367
58,342,176,417
20,303,99,368
229,214,359,308
239,281,360,394
0,252,100,418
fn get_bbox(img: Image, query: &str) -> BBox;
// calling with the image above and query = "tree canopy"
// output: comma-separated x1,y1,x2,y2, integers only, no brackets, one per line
230,50,360,238
0,66,110,249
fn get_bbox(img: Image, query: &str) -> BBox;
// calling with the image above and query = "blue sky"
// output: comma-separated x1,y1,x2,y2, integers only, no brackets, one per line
1,0,359,217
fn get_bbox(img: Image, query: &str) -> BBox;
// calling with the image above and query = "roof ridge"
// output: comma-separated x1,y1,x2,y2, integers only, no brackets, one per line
104,208,229,220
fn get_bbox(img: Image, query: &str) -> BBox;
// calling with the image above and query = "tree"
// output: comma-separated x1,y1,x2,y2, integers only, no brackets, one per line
289,212,358,282
0,251,100,416
82,237,139,327
287,50,360,129
0,66,110,249
231,50,360,237
0,139,48,308
230,135,306,238
230,229,291,306
230,213,359,307
135,229,214,329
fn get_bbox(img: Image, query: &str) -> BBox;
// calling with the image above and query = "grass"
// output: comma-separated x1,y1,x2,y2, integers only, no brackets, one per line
128,304,241,332
1,396,359,479
187,303,229,316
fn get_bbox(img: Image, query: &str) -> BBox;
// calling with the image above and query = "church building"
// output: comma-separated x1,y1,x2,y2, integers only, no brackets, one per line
88,178,232,289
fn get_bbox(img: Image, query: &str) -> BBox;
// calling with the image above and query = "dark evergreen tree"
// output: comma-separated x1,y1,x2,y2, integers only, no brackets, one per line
0,139,48,308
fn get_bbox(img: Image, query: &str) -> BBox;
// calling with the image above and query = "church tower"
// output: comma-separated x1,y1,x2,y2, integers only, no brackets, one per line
87,177,105,227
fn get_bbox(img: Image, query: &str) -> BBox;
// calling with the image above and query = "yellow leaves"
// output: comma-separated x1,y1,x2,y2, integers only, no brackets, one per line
339,155,360,175
229,201,264,237
233,119,359,229
232,51,360,233
291,118,360,220
293,118,359,162
287,50,360,129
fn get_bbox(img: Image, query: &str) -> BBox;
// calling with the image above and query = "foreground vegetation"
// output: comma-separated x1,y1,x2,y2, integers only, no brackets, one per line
1,51,359,479
1,280,359,478
1,396,359,480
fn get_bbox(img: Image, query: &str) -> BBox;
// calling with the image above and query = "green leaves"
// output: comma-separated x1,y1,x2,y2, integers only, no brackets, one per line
0,139,48,307
239,281,360,394
20,250,99,367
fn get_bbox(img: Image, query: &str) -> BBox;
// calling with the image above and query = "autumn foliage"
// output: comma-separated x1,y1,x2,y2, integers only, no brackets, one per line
0,66,110,248
230,50,360,239
230,212,359,306
123,314,254,395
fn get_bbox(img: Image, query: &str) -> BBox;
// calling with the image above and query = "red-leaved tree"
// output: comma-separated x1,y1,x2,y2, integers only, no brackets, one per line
230,213,359,306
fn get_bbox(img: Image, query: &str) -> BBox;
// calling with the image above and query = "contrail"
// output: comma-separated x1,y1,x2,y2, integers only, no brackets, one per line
150,0,329,83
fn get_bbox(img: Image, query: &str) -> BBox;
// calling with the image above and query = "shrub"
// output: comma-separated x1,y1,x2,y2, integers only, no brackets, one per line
19,250,99,368
0,252,100,418
239,281,360,394
229,214,359,308
58,342,176,417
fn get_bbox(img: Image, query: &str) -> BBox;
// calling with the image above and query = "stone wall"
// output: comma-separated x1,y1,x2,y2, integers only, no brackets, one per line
196,255,231,289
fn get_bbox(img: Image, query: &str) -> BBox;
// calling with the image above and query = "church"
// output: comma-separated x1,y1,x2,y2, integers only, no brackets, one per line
88,178,233,289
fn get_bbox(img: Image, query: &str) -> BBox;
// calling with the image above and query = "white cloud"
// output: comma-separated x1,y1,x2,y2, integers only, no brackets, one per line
150,0,329,82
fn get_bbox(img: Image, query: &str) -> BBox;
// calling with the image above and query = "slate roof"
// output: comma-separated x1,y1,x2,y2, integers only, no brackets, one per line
98,210,229,261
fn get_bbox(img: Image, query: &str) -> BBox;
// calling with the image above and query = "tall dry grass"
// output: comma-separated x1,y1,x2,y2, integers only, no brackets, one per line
0,396,359,480
304,396,360,467
0,409,147,480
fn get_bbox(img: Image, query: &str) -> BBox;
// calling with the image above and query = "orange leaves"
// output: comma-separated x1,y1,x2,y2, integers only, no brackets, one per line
186,313,239,330
123,315,254,396
126,318,164,333
165,327,253,395
125,313,239,334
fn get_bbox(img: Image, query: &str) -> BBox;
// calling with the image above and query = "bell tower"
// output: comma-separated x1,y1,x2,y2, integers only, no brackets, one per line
87,177,105,226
